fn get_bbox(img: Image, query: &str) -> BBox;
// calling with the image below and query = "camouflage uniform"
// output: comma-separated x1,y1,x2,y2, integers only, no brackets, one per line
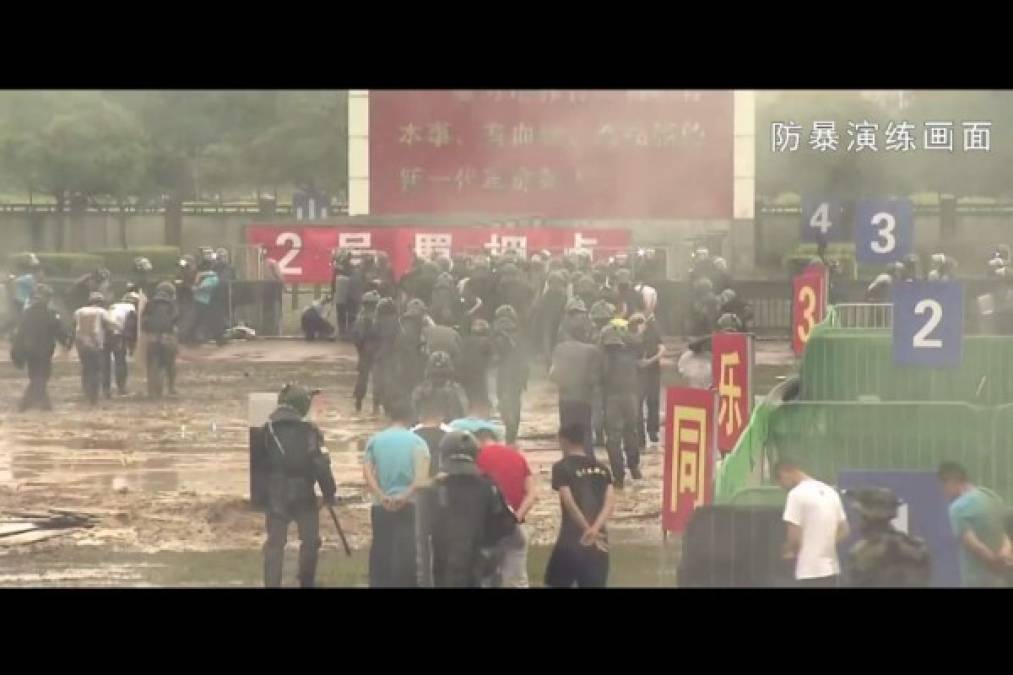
599,324,642,487
588,300,617,447
373,297,401,414
352,291,382,413
557,297,594,344
411,351,469,424
492,307,528,445
846,488,932,588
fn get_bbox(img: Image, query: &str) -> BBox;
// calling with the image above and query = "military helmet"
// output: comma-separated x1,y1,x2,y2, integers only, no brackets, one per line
377,297,396,314
590,300,616,323
716,313,743,332
427,350,454,378
361,290,381,305
277,383,313,418
471,318,491,336
850,487,903,521
599,324,627,347
30,283,53,303
436,272,454,288
547,270,567,287
404,298,427,317
134,257,153,273
439,430,481,463
718,288,737,307
713,257,729,272
87,291,106,305
565,297,587,314
494,304,518,321
155,281,176,300
692,277,714,294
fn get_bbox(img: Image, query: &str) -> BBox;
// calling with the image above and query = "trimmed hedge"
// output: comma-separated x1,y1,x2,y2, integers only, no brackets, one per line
7,252,105,278
92,246,181,275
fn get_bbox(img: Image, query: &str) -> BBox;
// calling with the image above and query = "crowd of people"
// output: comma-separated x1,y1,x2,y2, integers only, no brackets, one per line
4,247,237,410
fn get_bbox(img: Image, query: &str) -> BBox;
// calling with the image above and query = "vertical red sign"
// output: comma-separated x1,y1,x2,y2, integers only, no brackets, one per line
711,332,754,454
792,271,826,356
662,387,717,534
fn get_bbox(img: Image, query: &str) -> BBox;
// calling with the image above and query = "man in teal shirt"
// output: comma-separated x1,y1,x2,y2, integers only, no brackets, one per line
363,398,430,587
938,462,1012,587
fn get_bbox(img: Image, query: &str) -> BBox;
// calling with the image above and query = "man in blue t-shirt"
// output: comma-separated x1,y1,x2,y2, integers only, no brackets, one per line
363,398,430,587
938,462,1012,587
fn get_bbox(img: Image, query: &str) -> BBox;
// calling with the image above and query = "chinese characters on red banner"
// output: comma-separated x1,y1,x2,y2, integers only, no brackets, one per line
245,225,632,284
662,387,717,534
370,90,733,219
711,332,754,454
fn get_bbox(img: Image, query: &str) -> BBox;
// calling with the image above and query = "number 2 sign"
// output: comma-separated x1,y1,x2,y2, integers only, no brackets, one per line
892,281,963,367
855,199,913,264
792,270,826,356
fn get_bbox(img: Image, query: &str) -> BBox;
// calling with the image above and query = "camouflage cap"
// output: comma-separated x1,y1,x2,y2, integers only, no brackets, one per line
87,291,106,305
589,300,616,322
361,290,381,305
494,304,518,321
439,430,481,463
718,288,737,306
436,272,454,287
599,324,626,347
565,297,587,313
377,297,396,314
404,298,427,317
713,257,729,272
850,487,903,520
716,313,742,332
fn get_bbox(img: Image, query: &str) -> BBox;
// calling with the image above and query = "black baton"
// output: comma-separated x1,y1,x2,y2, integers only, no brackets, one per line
326,503,353,557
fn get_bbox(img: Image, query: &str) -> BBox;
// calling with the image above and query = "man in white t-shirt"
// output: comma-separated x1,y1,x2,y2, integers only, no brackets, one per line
775,459,850,588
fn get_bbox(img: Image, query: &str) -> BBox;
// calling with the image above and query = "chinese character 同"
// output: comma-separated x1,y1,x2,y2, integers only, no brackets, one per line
485,123,506,147
482,169,504,191
511,123,534,146
771,122,801,152
399,123,422,146
846,120,879,152
400,167,423,192
415,233,452,260
962,121,992,151
884,121,917,152
511,167,534,192
717,352,743,437
808,121,839,152
427,122,452,148
923,122,954,151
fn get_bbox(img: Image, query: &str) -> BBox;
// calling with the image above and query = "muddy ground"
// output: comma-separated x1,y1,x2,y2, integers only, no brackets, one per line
0,337,795,586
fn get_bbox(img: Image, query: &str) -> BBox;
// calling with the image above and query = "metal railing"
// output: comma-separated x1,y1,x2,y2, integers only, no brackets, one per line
828,303,893,329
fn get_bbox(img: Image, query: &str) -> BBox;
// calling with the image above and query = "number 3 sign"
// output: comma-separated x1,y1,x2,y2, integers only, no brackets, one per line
855,199,913,264
892,281,963,367
792,270,826,356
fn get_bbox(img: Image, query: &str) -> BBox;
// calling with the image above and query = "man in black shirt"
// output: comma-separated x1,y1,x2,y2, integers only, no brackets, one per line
545,423,617,588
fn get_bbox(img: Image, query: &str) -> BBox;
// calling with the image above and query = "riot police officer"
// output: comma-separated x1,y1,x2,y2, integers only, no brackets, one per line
492,305,528,446
12,284,72,412
373,297,401,414
557,297,593,344
141,281,181,399
588,300,617,447
416,430,518,587
845,488,931,587
262,384,337,588
599,324,642,489
927,253,958,281
411,351,469,424
352,290,382,413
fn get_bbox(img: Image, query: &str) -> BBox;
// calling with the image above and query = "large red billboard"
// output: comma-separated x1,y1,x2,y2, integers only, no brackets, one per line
662,387,717,534
246,225,632,284
369,90,733,219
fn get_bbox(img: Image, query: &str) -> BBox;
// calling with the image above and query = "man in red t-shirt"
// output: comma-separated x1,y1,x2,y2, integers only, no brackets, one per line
452,417,537,587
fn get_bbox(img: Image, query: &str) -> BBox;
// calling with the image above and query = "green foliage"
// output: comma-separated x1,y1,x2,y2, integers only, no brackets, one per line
93,246,181,275
8,252,105,278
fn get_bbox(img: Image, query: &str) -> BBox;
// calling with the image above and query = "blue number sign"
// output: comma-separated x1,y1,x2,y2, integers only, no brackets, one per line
800,198,846,243
892,281,963,367
855,199,913,264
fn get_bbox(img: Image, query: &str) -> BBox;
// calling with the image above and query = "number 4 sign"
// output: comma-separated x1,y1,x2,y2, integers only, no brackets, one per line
892,281,963,367
801,198,846,243
855,199,913,264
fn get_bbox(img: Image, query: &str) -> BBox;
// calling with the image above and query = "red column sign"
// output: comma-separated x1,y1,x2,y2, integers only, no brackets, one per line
711,332,754,454
792,271,826,356
662,387,717,534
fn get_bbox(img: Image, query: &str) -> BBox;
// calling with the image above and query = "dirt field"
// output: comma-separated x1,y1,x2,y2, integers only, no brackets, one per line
0,337,795,586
